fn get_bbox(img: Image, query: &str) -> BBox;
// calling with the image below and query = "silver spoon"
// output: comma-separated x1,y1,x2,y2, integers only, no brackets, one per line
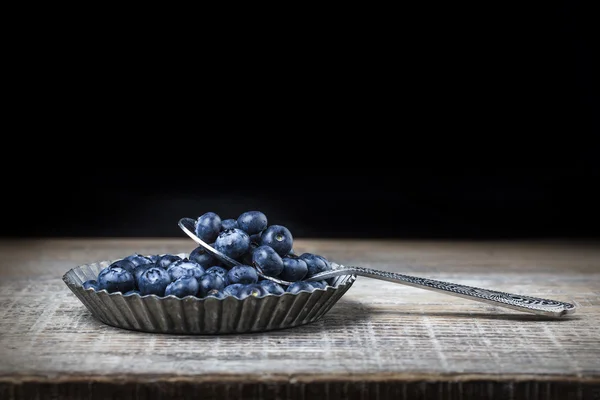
178,217,576,318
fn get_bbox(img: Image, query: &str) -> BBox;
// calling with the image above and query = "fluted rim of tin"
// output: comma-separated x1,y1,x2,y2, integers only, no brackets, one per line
62,253,356,303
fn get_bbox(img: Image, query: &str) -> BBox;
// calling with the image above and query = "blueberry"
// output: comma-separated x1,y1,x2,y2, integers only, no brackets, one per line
146,255,160,263
258,279,285,295
299,253,331,278
237,284,267,299
260,225,293,256
156,254,182,269
205,266,228,280
237,211,268,235
308,280,328,290
279,256,308,282
167,261,205,281
286,281,314,294
124,253,154,267
165,276,199,298
123,289,140,296
108,259,136,274
138,267,171,296
215,228,250,259
97,267,135,293
221,218,238,230
252,245,284,277
241,242,259,265
313,254,335,285
206,289,226,299
197,274,226,297
82,279,100,291
222,283,244,297
315,254,331,268
249,232,262,245
195,212,222,243
226,265,258,285
133,263,156,287
189,246,219,268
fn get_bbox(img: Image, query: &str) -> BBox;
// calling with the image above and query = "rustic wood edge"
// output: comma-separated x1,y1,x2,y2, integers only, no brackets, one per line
2,372,599,384
2,373,599,400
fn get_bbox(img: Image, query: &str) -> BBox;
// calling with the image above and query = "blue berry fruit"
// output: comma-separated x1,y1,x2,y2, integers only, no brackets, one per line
226,265,258,285
97,267,135,293
286,281,314,294
249,232,262,245
316,254,331,267
146,255,160,263
241,242,258,265
309,280,328,290
138,267,171,296
167,260,205,281
124,253,154,267
206,289,226,299
215,228,250,259
156,254,182,269
197,274,226,297
237,284,267,299
299,253,331,278
221,218,238,230
222,283,244,297
82,279,100,291
205,266,228,280
108,259,136,274
252,245,284,277
279,256,308,282
195,212,222,243
258,279,285,295
237,211,268,235
189,246,219,268
260,225,293,256
165,276,199,298
133,263,156,286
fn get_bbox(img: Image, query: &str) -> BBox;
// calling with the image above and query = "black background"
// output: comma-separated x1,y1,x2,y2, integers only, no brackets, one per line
3,166,599,239
2,2,596,240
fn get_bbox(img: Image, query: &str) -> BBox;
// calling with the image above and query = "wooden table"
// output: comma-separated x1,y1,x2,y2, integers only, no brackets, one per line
0,238,599,399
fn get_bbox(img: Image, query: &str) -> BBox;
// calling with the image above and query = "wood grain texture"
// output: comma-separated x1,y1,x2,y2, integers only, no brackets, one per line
1,238,599,400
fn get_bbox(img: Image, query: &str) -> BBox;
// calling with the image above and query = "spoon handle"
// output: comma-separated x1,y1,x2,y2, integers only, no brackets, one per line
308,265,576,317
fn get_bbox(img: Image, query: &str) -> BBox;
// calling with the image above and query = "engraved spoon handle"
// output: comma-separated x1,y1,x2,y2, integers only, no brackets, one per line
307,265,577,317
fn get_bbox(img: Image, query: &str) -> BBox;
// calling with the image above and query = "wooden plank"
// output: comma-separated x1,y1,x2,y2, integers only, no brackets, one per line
0,239,599,399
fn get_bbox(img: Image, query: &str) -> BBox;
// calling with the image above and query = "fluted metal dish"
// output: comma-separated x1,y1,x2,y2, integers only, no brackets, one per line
62,253,356,334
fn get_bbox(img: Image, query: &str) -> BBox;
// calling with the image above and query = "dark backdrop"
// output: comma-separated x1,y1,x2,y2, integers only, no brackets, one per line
4,167,599,239
2,3,596,240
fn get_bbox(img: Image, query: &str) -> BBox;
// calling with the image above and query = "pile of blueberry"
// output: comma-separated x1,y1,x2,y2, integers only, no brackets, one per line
82,211,334,299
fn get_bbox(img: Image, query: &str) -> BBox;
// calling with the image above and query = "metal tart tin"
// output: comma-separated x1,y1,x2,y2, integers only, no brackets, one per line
62,254,356,334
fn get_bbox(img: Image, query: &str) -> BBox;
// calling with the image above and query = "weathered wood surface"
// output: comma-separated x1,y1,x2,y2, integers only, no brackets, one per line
1,238,599,399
